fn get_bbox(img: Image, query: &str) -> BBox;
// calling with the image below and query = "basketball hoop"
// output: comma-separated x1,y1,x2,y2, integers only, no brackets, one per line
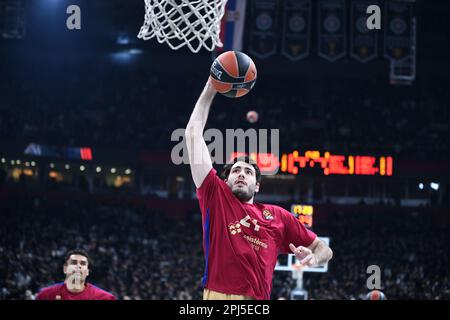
291,263,304,287
291,262,305,280
137,0,228,53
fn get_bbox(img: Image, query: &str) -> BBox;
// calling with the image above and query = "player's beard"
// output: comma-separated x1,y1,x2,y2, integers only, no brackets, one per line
231,184,256,202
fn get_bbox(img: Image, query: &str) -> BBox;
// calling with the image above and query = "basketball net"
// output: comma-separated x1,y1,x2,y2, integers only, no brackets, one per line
138,0,228,53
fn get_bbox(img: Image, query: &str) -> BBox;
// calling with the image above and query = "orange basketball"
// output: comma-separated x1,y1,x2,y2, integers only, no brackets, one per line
210,51,257,98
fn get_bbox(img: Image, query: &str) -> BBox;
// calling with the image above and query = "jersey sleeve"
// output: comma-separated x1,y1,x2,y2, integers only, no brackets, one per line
195,168,220,216
279,207,317,254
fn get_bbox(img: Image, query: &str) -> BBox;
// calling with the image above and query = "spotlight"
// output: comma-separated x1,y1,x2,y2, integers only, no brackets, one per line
80,165,85,172
430,183,439,191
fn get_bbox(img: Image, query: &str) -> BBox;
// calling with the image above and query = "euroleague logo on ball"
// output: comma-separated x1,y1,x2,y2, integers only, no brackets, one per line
211,61,223,80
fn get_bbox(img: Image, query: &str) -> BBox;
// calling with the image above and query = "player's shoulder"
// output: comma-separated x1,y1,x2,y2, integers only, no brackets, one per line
198,167,229,193
39,282,64,292
198,168,220,188
208,168,224,184
88,283,116,300
36,282,64,299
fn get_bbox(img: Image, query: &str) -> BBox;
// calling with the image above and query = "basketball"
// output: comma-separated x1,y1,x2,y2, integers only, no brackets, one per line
246,110,258,123
365,290,387,300
209,51,257,98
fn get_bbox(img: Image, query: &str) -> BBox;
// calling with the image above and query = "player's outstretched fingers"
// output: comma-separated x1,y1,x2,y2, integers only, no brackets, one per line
297,246,307,253
300,254,313,266
289,243,298,254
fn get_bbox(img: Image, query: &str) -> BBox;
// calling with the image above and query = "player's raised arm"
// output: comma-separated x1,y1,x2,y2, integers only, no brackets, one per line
185,78,217,188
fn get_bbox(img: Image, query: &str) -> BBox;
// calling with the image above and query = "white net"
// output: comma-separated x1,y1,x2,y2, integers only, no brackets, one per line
137,0,228,53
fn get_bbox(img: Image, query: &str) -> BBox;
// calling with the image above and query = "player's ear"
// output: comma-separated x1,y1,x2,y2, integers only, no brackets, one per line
255,182,260,193
63,263,67,275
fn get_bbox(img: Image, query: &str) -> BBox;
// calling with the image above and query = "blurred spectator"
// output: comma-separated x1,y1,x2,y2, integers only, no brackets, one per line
0,61,448,160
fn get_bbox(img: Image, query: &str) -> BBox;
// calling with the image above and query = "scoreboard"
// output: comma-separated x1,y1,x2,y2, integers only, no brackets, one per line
229,150,393,176
281,151,393,176
291,204,313,229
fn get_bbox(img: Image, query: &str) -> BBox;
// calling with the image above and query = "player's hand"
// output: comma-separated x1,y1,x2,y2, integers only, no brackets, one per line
289,243,318,267
206,77,218,93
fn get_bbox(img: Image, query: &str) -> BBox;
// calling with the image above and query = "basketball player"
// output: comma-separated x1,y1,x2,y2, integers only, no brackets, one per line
36,250,116,300
185,79,333,300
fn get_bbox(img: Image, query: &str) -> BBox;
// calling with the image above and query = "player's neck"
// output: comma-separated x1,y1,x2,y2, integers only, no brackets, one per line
244,197,254,204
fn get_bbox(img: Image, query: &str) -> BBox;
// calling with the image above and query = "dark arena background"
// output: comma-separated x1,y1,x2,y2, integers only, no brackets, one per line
1,0,450,301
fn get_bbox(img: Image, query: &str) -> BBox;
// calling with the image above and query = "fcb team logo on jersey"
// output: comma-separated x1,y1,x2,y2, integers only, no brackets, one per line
262,209,273,220
228,222,242,236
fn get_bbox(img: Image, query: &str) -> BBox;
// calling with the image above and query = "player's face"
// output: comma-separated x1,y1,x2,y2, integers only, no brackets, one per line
63,254,89,286
225,161,260,202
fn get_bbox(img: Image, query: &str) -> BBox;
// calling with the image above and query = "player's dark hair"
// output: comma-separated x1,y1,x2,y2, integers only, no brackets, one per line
221,156,261,183
64,249,91,266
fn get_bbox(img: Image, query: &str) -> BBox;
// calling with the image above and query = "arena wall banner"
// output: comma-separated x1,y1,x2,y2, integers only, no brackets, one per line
350,0,379,63
281,0,311,61
318,0,346,62
248,0,279,59
384,0,413,62
217,0,248,52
